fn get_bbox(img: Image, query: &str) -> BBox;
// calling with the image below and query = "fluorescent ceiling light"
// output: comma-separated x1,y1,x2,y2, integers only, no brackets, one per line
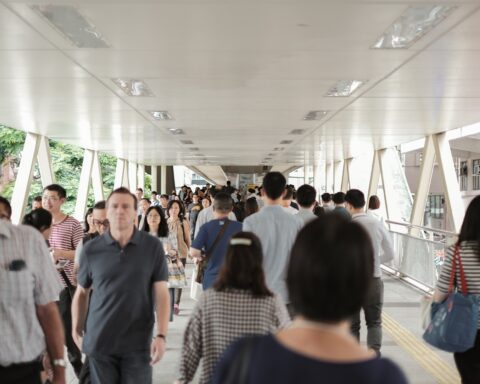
190,147,199,151
326,80,364,97
304,110,328,121
289,129,305,135
273,147,284,151
32,5,109,48
149,111,173,120
372,5,457,49
112,78,154,97
180,140,194,145
280,140,293,145
167,128,184,135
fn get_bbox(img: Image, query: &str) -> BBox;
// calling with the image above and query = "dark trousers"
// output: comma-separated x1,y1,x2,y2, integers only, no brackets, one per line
174,258,187,305
454,331,480,384
0,360,42,384
89,351,152,384
58,287,83,376
169,288,175,321
351,278,384,352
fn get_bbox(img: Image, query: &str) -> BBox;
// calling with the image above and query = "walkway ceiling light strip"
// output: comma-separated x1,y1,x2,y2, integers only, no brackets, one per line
167,128,184,135
280,140,293,144
273,147,284,151
289,129,305,135
112,78,154,97
32,5,110,48
325,80,365,97
372,5,458,49
180,140,194,145
149,111,173,120
304,110,329,121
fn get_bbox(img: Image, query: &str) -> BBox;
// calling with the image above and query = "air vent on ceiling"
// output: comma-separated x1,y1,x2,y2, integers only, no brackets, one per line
325,80,364,97
273,147,284,151
289,129,305,135
112,78,154,97
304,110,328,121
280,140,293,145
167,128,185,135
180,140,194,145
149,111,173,120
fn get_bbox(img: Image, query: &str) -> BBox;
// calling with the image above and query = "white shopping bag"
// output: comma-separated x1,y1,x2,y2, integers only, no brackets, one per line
190,265,203,301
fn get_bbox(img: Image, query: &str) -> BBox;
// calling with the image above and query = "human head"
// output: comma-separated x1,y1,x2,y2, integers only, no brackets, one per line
214,232,272,297
22,208,53,240
262,172,286,200
32,196,42,210
458,195,480,245
135,187,143,200
321,193,332,205
84,207,94,233
332,192,346,206
297,184,317,209
202,197,211,208
226,180,231,186
151,191,158,201
344,189,366,213
42,184,66,214
368,195,380,210
167,200,185,220
213,192,233,215
0,196,12,221
92,201,108,235
144,206,168,237
192,194,199,203
139,198,151,214
244,197,259,217
288,215,374,322
106,187,137,232
159,194,169,208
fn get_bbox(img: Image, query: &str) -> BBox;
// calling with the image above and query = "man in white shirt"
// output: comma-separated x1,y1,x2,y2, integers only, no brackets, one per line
295,184,317,225
345,189,395,355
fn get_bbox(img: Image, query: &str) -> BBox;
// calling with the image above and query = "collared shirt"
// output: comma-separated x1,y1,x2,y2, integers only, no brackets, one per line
296,208,317,225
194,206,237,238
78,229,168,355
243,205,303,303
351,213,395,278
0,220,62,366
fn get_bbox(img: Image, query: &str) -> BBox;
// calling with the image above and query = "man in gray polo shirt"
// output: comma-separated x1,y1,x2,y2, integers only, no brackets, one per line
243,172,303,308
72,187,170,384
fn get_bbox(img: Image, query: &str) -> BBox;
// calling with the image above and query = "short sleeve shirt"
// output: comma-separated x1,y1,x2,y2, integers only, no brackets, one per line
192,219,242,289
78,229,168,355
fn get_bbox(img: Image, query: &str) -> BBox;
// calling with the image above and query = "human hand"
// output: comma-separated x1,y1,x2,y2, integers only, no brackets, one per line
50,248,63,261
72,331,83,350
150,337,166,365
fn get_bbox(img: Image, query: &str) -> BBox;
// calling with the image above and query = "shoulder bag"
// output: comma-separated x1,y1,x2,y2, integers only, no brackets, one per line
423,245,479,352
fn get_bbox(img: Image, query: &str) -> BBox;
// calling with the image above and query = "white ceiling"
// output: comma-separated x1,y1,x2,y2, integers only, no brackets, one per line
2,0,480,172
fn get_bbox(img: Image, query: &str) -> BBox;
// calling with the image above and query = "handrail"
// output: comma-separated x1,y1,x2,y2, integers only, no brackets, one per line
385,219,457,237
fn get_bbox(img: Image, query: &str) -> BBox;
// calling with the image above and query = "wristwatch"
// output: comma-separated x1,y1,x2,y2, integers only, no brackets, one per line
155,334,167,342
52,358,67,368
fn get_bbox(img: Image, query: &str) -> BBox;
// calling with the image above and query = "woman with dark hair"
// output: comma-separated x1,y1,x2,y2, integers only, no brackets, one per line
244,197,259,218
212,216,407,384
167,200,191,315
367,195,384,223
433,195,480,382
176,232,290,384
83,207,95,234
22,208,53,241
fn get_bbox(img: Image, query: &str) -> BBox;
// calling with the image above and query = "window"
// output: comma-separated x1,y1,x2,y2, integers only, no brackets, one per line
473,159,480,190
428,194,444,220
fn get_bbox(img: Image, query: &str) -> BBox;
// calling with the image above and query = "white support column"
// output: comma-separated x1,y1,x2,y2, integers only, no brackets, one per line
74,149,94,221
341,158,351,192
151,166,159,192
326,163,333,192
313,163,320,192
114,159,127,189
368,150,381,199
91,151,104,202
378,149,392,220
37,135,55,187
137,164,145,192
433,132,465,232
333,161,343,192
128,161,137,192
410,136,436,227
160,166,167,194
303,166,309,184
11,133,41,224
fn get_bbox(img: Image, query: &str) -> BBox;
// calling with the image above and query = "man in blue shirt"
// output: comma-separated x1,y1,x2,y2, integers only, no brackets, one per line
190,192,242,289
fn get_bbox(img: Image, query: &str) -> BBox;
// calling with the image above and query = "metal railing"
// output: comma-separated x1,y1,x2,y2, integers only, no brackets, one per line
384,220,457,291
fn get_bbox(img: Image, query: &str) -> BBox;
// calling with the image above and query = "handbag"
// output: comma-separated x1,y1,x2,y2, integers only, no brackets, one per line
423,245,479,352
190,265,203,301
196,219,231,284
166,256,188,289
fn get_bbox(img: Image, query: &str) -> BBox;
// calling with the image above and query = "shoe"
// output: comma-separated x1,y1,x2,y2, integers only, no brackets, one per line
174,304,180,315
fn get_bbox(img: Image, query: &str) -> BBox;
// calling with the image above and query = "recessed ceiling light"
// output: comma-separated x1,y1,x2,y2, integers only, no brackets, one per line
112,78,154,97
304,110,329,121
325,80,365,97
149,111,173,120
280,140,293,145
167,128,184,135
32,5,110,48
190,147,199,151
289,129,305,135
372,5,457,49
273,147,285,151
180,140,194,145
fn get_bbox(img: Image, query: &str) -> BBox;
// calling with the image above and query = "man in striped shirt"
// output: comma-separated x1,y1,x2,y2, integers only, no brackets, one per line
42,184,84,377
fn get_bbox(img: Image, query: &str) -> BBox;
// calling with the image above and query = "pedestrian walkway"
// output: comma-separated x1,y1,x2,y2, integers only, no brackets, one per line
65,266,460,384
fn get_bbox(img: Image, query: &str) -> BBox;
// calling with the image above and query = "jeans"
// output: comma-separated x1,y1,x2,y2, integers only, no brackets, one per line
454,331,480,384
0,359,42,384
89,351,152,384
351,278,384,352
58,287,83,376
169,288,175,321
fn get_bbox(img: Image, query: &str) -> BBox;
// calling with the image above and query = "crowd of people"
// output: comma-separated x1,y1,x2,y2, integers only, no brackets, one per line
1,171,480,384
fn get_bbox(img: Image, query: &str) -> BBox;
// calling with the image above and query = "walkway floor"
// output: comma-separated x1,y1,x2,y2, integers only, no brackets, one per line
65,266,460,384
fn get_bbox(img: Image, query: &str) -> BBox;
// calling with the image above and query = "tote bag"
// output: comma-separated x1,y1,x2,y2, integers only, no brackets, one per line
423,246,479,352
167,256,188,289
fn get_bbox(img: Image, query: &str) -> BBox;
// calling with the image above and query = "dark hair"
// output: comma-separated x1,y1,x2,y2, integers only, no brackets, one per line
288,215,374,322
44,184,66,199
94,200,106,210
214,232,272,297
458,195,480,246
151,191,157,195
167,199,186,220
140,197,150,204
33,196,42,203
262,172,286,200
84,207,94,232
313,205,325,217
245,197,259,217
22,208,52,233
332,192,346,205
143,206,168,237
0,196,12,219
209,188,219,199
321,193,331,203
283,186,294,200
213,192,233,212
345,189,365,209
368,195,380,210
107,187,138,210
297,185,316,208
136,187,143,193
160,194,169,200
248,188,256,194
